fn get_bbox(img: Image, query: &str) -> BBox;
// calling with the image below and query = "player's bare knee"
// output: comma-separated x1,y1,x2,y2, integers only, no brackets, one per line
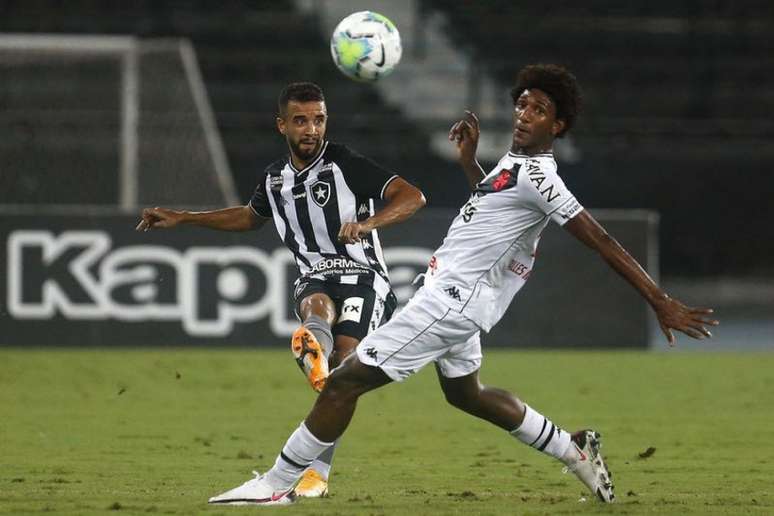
330,335,358,369
443,385,482,412
325,354,387,403
322,364,364,402
300,293,336,323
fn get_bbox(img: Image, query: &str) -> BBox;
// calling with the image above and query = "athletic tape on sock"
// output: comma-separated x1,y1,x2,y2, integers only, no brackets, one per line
304,314,334,359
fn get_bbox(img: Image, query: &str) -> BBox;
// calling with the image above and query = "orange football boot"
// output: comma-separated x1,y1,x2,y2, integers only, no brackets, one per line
291,326,329,392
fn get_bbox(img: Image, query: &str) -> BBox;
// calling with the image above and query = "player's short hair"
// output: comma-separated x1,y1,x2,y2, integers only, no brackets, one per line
278,82,325,117
510,64,582,137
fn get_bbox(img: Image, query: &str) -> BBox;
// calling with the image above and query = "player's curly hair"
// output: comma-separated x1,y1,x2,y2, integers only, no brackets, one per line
278,82,325,116
510,64,582,137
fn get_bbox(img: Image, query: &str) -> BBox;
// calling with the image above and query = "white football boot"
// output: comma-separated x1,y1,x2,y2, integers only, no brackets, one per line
563,430,615,502
208,471,296,506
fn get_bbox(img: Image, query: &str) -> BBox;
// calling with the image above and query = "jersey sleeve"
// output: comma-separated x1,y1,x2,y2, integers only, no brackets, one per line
520,159,584,226
248,170,272,218
335,144,399,199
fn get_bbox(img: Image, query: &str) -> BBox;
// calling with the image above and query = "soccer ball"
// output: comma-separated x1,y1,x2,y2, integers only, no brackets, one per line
330,11,402,82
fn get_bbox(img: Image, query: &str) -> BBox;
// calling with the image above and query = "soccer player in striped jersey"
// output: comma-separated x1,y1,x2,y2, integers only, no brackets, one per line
207,65,718,506
137,82,425,498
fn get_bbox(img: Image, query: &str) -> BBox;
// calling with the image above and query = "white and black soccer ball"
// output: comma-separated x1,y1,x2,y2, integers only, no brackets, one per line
330,11,402,82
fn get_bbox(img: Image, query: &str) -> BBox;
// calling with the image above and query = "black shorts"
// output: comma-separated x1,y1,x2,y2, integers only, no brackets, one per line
293,278,397,341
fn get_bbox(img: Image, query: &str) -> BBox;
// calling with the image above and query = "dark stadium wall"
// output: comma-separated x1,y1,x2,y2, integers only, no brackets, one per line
1,1,772,277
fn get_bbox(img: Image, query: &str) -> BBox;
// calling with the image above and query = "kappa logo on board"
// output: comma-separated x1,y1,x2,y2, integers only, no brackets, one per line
4,230,288,337
3,231,434,339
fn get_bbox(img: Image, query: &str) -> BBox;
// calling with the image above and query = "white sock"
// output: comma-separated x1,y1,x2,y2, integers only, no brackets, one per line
308,440,338,480
510,404,572,462
265,422,334,490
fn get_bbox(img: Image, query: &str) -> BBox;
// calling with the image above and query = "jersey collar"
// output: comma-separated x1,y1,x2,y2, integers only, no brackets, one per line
507,150,554,159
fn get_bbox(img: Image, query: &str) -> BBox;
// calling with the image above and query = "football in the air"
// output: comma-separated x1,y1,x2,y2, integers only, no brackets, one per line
330,11,402,82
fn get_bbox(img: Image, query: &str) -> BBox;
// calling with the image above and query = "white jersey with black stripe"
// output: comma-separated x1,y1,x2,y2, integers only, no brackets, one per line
423,151,584,331
249,141,398,297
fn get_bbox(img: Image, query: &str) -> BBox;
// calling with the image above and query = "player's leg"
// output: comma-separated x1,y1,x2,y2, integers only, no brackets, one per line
289,284,335,497
209,288,457,505
299,286,391,495
437,366,573,453
435,358,614,502
267,355,391,494
268,297,440,491
208,356,388,506
292,281,337,392
329,334,358,368
295,333,358,498
435,365,526,429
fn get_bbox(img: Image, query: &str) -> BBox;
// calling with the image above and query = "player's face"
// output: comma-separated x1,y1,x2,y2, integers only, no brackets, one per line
277,100,328,163
512,89,565,154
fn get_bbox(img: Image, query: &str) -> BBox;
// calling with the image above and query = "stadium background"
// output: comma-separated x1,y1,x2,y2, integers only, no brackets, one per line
2,2,773,515
2,0,771,349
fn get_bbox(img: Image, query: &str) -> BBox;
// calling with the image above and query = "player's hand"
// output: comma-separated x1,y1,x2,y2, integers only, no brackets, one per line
653,296,719,346
337,221,372,244
135,207,183,231
448,110,480,166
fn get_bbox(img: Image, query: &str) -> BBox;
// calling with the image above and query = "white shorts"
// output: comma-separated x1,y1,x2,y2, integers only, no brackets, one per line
355,287,482,382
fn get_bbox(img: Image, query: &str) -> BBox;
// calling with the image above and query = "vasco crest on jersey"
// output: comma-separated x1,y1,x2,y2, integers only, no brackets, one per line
310,180,331,207
475,165,520,195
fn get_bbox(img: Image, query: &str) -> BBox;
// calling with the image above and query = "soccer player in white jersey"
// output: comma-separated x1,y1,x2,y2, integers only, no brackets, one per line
136,82,425,498
207,64,719,505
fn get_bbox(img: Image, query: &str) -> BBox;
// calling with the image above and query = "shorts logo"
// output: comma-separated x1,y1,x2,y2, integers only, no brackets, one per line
294,282,308,299
338,296,364,324
310,180,331,207
364,347,378,360
444,286,462,301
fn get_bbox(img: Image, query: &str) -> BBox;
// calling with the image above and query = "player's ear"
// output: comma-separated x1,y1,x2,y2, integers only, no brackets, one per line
276,116,286,135
552,119,566,137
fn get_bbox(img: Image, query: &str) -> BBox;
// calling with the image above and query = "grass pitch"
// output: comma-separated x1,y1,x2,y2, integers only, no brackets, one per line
1,348,773,515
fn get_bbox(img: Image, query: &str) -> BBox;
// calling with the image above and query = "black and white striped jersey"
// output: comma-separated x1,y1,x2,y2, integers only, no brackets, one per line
249,141,399,297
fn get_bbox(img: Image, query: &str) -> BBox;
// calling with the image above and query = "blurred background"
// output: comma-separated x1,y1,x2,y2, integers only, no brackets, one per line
1,0,771,350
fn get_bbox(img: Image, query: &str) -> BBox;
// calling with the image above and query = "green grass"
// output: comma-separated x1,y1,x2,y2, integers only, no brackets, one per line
1,349,773,515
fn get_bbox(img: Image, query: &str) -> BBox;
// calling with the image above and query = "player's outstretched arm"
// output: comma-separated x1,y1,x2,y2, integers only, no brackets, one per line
337,178,425,244
135,206,267,232
448,110,485,188
563,210,719,345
